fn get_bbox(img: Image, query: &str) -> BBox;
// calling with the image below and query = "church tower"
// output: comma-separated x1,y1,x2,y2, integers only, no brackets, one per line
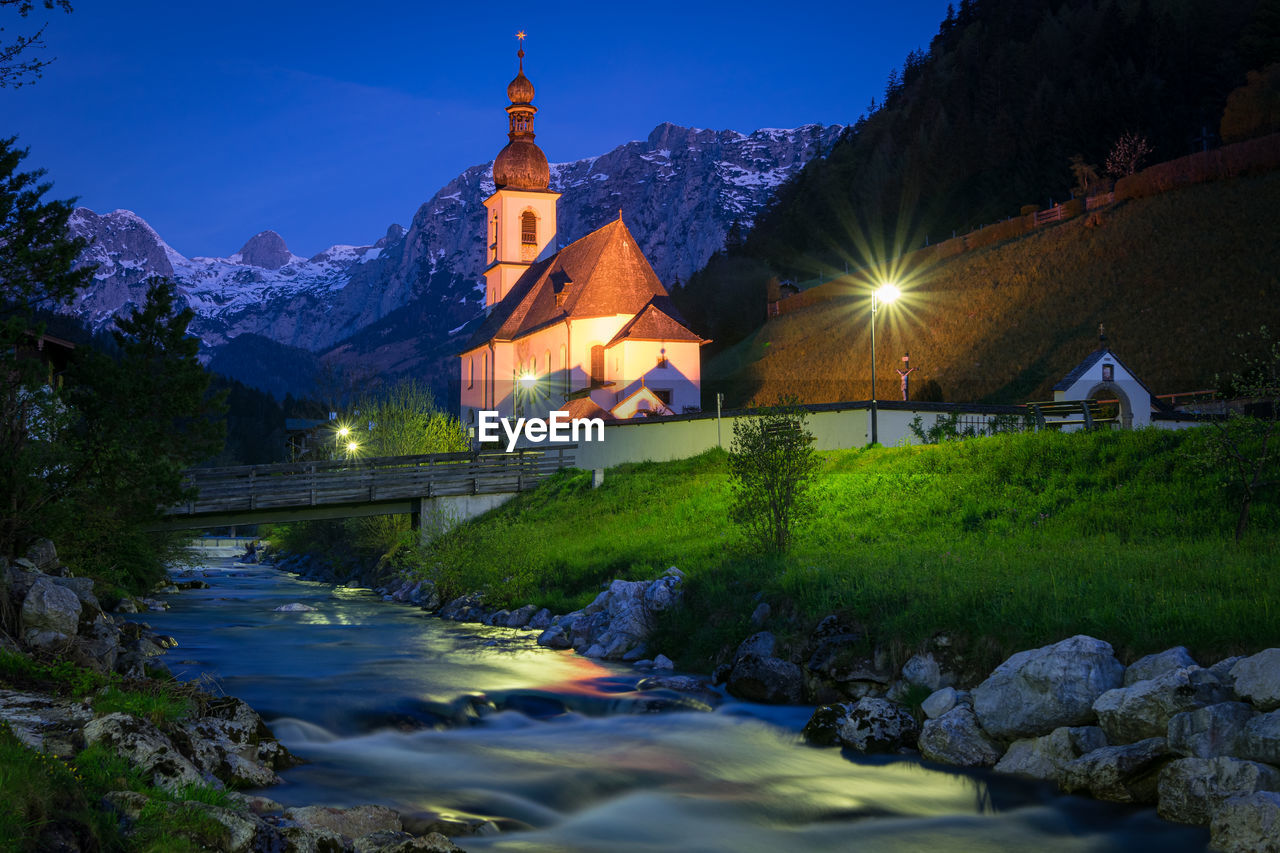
483,35,560,310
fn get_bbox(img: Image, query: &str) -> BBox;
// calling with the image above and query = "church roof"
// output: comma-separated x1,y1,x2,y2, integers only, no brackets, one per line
562,396,618,422
465,218,690,348
606,296,703,347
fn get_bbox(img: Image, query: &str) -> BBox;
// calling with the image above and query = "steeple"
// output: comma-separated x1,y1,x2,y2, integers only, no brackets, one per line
493,33,549,191
482,32,560,310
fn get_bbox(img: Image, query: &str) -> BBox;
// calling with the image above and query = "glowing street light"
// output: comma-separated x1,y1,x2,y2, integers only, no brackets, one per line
870,283,901,445
345,440,360,456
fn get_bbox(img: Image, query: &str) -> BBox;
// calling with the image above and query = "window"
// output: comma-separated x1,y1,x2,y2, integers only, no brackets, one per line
544,349,551,375
482,352,489,406
590,345,605,386
467,356,474,389
653,389,672,406
521,211,537,245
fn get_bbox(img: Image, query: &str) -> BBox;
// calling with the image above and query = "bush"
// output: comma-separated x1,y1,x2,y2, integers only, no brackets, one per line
727,398,819,552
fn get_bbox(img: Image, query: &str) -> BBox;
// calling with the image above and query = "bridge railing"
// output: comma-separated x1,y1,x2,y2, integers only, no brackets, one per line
169,445,576,518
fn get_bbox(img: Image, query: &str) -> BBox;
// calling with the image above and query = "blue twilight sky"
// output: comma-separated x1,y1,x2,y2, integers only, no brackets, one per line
4,1,953,258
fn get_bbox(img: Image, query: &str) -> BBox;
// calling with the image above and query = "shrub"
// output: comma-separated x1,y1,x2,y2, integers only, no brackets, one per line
727,397,819,552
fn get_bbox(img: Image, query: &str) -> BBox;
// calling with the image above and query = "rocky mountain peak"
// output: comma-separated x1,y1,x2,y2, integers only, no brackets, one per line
235,231,292,270
375,224,406,249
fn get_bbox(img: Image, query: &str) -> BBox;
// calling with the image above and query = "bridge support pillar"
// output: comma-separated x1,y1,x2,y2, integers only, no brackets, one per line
411,493,518,547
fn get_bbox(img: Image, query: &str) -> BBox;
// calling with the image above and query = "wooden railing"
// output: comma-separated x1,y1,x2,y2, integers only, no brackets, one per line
167,446,575,519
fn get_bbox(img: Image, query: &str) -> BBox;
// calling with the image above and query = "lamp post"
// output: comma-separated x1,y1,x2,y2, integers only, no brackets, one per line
869,283,900,445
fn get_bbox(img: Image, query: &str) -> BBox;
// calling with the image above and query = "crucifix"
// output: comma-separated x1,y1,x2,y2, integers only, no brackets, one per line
896,352,916,401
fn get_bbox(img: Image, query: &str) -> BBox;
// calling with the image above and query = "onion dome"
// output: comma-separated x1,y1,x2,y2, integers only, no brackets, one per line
494,140,550,190
492,36,549,191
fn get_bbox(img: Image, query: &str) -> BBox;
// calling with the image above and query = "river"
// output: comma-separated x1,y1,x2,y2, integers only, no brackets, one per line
140,555,1209,852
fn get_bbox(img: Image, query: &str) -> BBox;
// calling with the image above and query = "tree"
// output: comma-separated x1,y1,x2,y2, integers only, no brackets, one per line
1105,131,1154,179
1069,154,1103,198
60,278,226,586
1,1,73,88
1198,327,1280,541
1220,63,1280,143
0,136,92,557
728,396,819,552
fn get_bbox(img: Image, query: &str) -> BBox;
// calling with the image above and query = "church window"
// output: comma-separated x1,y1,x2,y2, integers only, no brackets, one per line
521,211,537,245
544,349,551,375
467,356,474,389
590,345,605,387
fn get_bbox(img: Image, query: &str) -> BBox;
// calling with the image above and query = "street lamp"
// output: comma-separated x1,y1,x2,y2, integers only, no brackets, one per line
869,283,901,445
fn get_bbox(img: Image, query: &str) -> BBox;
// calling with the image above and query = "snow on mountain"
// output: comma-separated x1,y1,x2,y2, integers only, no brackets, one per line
64,122,842,384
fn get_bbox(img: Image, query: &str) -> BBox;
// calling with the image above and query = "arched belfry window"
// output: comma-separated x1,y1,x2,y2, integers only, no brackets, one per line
521,211,537,245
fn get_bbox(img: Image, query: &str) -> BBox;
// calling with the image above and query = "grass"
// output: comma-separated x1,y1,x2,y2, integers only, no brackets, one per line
403,427,1279,673
706,169,1280,406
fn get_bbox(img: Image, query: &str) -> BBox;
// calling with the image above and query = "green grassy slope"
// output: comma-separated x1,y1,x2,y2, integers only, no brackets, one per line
707,170,1280,406
410,428,1279,673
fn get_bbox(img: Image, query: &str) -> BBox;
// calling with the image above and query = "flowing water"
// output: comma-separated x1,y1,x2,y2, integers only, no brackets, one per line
142,555,1209,852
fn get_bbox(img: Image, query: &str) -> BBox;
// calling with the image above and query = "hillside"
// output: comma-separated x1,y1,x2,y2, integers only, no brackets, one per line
706,168,1280,406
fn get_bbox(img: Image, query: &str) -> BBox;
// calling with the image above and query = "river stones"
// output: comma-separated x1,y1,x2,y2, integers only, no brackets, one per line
902,652,948,691
726,653,806,704
20,576,82,647
836,698,921,752
1093,666,1232,744
273,602,317,612
918,706,1002,767
1209,791,1280,853
1059,737,1171,804
973,635,1124,739
994,726,1108,781
921,687,959,720
1125,646,1198,686
1236,709,1280,764
1156,756,1280,825
1230,649,1280,710
1168,702,1256,759
84,712,210,792
285,804,403,839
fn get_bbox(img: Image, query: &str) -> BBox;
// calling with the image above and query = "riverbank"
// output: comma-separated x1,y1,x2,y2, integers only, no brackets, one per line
0,542,465,852
376,429,1280,674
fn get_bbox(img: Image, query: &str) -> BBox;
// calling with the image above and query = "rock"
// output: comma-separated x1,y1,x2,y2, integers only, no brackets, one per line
24,539,59,572
285,804,403,839
1157,756,1280,825
726,654,806,704
235,229,292,270
1236,709,1280,764
802,704,847,747
1210,656,1245,688
973,635,1124,739
354,830,464,852
226,792,285,815
994,726,1108,781
83,712,210,791
74,613,123,673
274,602,317,612
1230,649,1280,710
174,579,210,590
48,576,100,613
918,706,1002,767
439,593,484,621
735,632,777,661
0,687,95,756
1125,646,1198,686
902,652,947,691
487,609,511,626
566,575,683,660
1209,791,1280,853
922,687,958,720
1093,666,1232,743
652,654,674,670
536,625,571,649
114,597,140,614
1059,738,1171,804
527,608,553,630
505,604,538,628
20,576,82,640
1168,702,1257,758
750,602,770,627
837,698,920,752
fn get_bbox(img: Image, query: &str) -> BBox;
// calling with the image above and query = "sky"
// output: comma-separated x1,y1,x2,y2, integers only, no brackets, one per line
4,1,954,258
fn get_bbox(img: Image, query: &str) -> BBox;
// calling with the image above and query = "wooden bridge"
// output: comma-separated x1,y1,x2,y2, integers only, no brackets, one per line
155,446,575,532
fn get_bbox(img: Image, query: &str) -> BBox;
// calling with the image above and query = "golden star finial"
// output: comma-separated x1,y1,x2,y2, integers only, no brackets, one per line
516,31,526,41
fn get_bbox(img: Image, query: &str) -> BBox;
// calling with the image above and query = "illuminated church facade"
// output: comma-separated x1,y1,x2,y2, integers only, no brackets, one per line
459,41,704,427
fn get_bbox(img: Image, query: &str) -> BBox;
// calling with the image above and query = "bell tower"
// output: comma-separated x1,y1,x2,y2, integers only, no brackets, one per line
483,33,560,310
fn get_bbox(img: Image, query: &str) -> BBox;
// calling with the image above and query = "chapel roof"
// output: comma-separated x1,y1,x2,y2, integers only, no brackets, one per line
464,218,698,348
606,296,704,347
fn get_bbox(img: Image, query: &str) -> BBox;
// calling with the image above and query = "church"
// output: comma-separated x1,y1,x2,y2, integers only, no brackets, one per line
459,41,705,428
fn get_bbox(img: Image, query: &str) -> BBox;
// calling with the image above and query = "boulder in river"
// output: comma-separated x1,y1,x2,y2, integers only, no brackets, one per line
1125,646,1199,686
1157,756,1280,825
835,698,921,753
918,706,1002,767
1230,649,1280,710
994,725,1108,782
972,635,1124,739
274,603,317,612
1092,666,1232,744
1167,701,1256,759
1059,737,1172,804
1209,791,1280,853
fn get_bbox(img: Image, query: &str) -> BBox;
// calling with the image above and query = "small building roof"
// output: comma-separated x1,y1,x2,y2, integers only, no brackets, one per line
464,218,685,350
605,296,703,348
1053,347,1157,400
562,396,617,422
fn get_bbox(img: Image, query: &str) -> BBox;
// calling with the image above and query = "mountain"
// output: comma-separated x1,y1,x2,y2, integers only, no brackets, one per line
64,122,841,398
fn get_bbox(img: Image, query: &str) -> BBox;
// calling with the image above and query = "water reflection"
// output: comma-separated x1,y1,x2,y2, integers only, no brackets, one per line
143,559,1207,852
